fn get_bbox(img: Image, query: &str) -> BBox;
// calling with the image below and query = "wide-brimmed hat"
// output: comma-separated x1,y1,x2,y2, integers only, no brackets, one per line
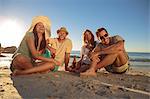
57,27,68,35
26,16,51,39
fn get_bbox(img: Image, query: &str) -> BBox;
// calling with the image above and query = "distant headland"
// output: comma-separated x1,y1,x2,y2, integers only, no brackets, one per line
0,43,17,57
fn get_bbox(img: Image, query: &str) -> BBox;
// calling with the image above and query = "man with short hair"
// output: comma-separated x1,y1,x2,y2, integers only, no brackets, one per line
80,27,129,76
48,27,72,71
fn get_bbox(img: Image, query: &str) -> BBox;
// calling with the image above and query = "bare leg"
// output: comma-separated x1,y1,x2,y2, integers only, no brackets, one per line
80,56,100,76
12,62,55,76
75,64,90,73
67,61,82,72
11,54,33,70
80,51,128,76
74,61,81,70
96,51,128,70
113,51,128,67
95,53,118,69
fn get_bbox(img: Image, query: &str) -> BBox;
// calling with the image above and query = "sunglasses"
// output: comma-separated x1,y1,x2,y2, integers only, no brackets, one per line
100,34,108,40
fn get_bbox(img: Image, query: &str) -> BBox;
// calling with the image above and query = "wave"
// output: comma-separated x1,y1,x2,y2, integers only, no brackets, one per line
70,51,150,63
1,52,150,63
129,58,150,62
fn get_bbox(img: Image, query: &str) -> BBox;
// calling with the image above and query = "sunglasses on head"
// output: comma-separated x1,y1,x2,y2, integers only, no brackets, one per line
100,33,108,40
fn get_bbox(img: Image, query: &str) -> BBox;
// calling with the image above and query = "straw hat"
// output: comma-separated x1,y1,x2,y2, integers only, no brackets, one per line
26,16,51,39
57,27,68,35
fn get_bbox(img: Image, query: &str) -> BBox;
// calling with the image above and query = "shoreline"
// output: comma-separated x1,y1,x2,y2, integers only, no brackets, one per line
0,56,150,77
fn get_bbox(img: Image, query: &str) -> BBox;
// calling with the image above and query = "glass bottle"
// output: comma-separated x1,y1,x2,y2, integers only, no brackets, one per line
72,55,76,69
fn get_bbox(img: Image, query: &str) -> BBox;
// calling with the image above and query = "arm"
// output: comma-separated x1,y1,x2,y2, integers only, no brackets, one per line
26,36,60,65
90,41,124,59
46,39,56,55
100,41,125,55
65,53,71,71
46,44,56,58
74,54,83,70
100,35,125,54
89,45,101,59
64,39,72,71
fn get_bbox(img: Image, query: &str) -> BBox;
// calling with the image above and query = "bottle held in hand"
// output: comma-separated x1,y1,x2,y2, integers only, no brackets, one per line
72,55,77,69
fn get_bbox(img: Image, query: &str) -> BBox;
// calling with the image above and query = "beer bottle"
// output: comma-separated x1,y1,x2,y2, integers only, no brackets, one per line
72,55,76,69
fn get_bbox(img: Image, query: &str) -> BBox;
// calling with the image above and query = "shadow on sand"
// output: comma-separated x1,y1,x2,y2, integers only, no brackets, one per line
11,71,150,99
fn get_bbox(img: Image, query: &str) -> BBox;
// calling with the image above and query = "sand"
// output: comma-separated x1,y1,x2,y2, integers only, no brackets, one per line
0,66,150,99
0,67,21,99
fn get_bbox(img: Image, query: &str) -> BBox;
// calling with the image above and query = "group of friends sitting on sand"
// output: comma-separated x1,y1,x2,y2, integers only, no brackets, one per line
10,16,129,77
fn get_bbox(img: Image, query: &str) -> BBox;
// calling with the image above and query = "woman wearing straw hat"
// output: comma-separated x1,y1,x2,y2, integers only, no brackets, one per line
11,16,61,75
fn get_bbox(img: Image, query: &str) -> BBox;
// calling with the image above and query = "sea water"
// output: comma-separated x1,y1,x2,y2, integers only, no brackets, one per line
71,51,150,67
0,53,13,67
0,51,150,68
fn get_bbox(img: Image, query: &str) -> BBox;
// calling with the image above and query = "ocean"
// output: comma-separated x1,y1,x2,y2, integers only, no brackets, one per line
71,51,150,67
0,51,150,68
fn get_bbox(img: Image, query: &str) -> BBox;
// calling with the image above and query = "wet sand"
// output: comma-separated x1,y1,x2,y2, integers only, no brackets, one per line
0,66,150,99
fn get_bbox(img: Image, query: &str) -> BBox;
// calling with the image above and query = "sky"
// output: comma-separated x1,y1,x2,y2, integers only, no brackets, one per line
0,0,149,52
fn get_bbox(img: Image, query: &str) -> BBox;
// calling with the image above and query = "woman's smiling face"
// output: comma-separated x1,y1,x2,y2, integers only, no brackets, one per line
35,22,45,34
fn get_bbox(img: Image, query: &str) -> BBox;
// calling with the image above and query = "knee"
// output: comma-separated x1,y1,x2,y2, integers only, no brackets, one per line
117,50,124,55
113,50,124,56
15,55,28,63
11,55,27,68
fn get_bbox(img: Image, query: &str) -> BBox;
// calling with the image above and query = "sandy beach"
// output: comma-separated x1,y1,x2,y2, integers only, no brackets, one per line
0,0,149,98
0,65,150,99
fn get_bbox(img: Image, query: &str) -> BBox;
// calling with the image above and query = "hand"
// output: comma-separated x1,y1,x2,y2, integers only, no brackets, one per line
53,59,61,66
65,66,71,71
47,44,56,55
46,39,49,45
51,53,55,59
38,49,44,54
50,47,56,55
94,56,101,62
89,51,100,59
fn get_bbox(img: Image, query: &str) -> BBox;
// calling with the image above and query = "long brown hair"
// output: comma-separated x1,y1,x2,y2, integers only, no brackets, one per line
33,23,46,51
83,29,95,47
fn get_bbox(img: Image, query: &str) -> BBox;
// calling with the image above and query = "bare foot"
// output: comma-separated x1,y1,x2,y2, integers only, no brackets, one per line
80,69,97,77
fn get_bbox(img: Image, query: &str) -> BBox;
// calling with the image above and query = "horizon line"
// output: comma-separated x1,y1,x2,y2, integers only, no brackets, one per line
71,50,150,53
